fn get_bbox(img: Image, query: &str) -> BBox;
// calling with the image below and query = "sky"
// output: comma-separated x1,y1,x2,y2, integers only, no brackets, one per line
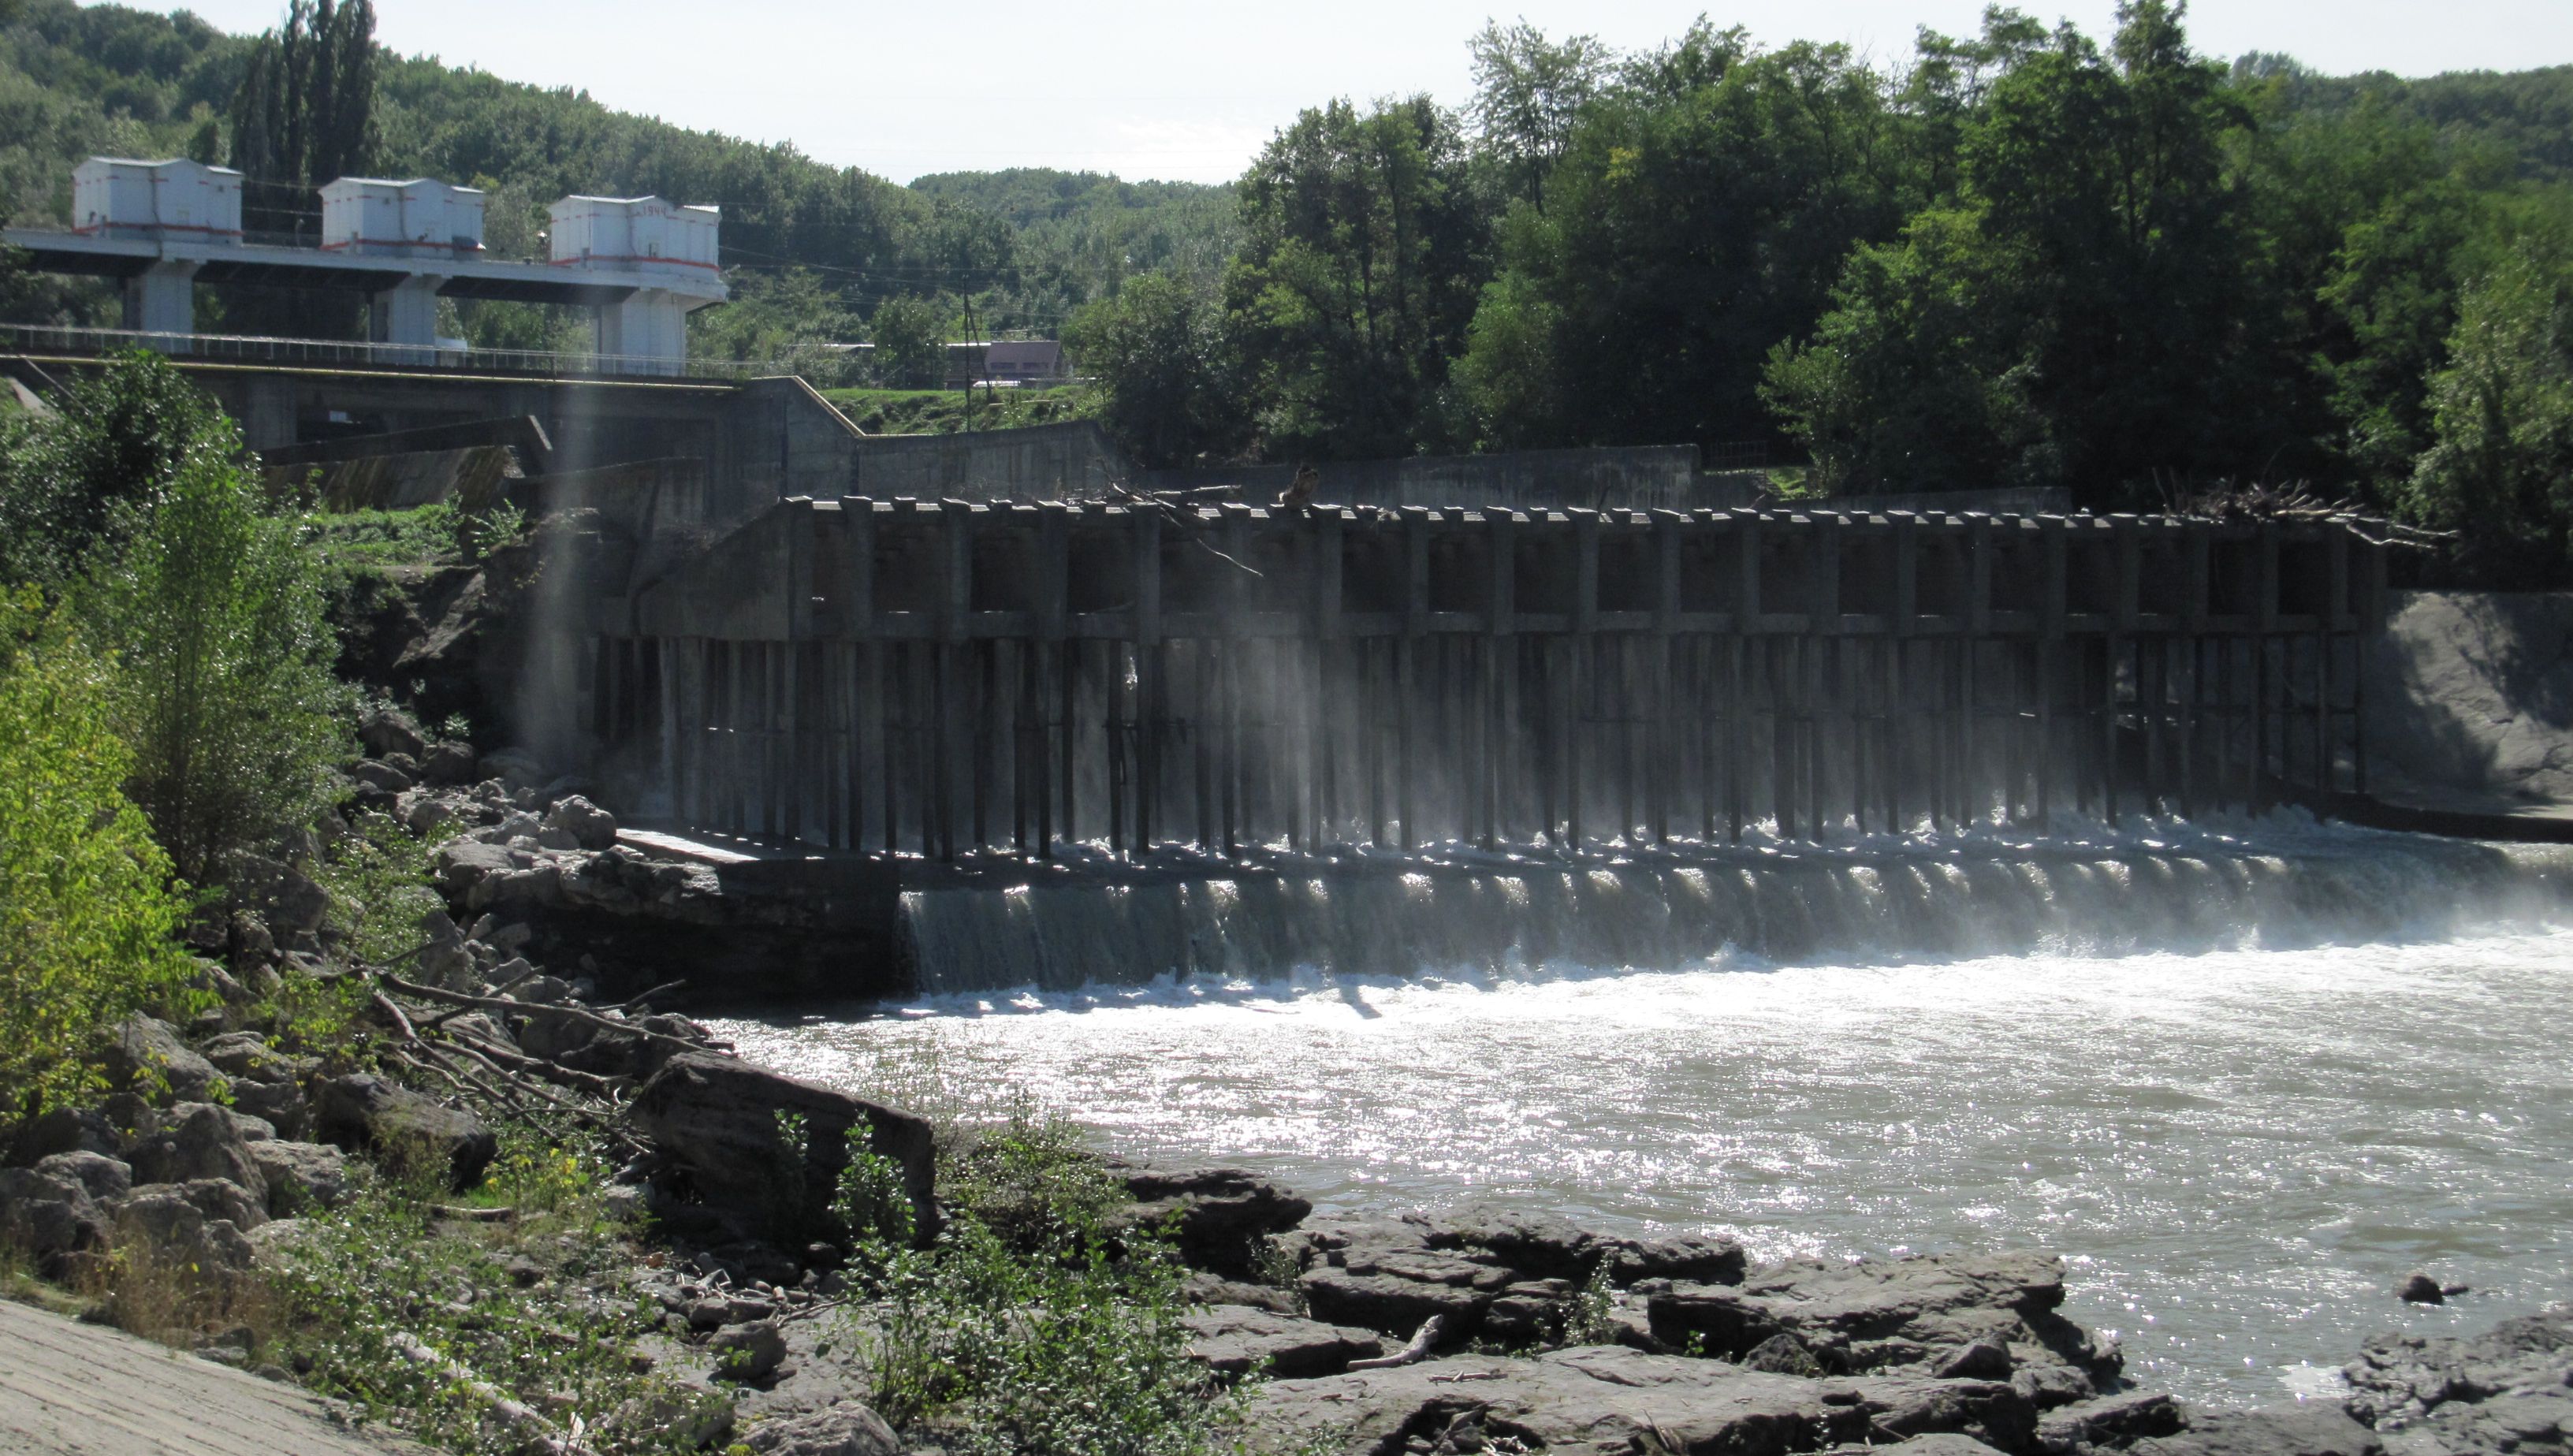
173,0,2573,186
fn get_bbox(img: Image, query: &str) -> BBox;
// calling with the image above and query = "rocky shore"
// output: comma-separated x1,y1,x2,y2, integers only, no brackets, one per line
6,717,2569,1456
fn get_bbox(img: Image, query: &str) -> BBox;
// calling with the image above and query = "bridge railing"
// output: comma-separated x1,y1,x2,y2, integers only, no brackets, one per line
0,321,875,387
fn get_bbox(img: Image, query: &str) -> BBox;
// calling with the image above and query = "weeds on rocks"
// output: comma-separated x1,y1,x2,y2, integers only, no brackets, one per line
259,1125,728,1455
836,1112,1247,1456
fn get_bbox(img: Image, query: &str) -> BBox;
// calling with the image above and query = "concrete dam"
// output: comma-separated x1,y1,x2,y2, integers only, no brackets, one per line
529,486,2397,995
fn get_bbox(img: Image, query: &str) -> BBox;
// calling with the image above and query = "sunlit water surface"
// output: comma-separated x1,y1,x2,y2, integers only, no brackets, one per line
710,834,2573,1409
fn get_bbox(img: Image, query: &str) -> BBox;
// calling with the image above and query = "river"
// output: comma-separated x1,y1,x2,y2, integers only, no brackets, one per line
709,818,2573,1408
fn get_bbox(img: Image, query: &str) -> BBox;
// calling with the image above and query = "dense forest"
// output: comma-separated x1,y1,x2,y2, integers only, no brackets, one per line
5,0,2573,575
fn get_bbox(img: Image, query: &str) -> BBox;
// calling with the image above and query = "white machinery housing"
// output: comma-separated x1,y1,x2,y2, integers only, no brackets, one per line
319,177,486,257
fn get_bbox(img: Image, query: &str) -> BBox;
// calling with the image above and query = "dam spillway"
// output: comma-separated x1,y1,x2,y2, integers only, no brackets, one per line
586,499,2387,862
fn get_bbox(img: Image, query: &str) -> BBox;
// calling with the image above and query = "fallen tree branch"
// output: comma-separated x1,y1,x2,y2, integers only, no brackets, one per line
378,971,704,1053
1348,1313,1448,1370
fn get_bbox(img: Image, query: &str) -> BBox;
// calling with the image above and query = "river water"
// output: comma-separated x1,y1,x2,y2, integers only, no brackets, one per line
709,818,2573,1408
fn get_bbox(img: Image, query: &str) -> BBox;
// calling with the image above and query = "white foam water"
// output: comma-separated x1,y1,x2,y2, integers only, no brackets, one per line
711,821,2573,1408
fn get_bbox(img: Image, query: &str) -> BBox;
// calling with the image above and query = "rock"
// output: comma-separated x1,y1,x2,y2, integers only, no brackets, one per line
1181,1271,1306,1316
1648,1252,2109,1384
1828,1438,2008,1455
221,855,330,936
1300,1268,1494,1338
6,1105,122,1165
740,1402,902,1456
1250,1345,2036,1456
313,1073,497,1190
136,1175,271,1232
125,1104,270,1207
711,1320,789,1383
512,974,574,1006
419,741,478,787
1118,1165,1313,1279
435,841,517,899
230,1079,311,1141
1935,1339,2015,1381
630,1052,936,1246
1427,1205,1746,1287
1182,1305,1385,1380
2398,1270,2447,1304
2035,1390,2184,1450
0,1167,108,1276
2128,1404,2384,1455
110,1184,259,1275
246,1140,353,1215
358,708,428,762
1745,1331,1830,1376
2341,1300,2573,1452
102,1014,223,1104
398,791,455,836
350,759,415,793
541,795,620,851
35,1151,132,1203
195,1033,304,1085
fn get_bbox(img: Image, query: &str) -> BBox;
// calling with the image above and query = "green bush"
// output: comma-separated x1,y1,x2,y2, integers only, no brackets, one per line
75,451,349,883
840,1111,1240,1456
0,591,198,1119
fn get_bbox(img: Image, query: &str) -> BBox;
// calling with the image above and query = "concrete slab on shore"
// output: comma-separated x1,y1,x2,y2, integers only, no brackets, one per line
0,1298,423,1455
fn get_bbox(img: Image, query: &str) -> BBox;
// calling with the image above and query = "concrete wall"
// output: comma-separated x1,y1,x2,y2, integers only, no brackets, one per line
848,419,1126,500
2366,590,2573,813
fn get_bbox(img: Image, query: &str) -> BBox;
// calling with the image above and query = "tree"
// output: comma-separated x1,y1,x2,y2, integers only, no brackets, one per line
869,295,948,388
0,592,197,1121
1458,26,1913,455
1468,18,1614,211
1227,95,1488,460
2402,243,2573,584
229,0,377,234
76,446,348,884
0,349,249,587
1067,271,1247,468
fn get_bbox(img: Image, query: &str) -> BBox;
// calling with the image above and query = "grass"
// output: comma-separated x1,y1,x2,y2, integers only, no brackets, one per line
822,385,1096,437
306,503,467,572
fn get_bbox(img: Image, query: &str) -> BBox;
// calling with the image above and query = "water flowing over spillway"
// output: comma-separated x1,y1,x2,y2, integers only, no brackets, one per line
898,816,2573,992
712,819,2573,1409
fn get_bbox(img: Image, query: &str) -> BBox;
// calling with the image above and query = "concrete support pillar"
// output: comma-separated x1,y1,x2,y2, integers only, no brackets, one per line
367,275,446,362
120,260,199,345
593,288,691,375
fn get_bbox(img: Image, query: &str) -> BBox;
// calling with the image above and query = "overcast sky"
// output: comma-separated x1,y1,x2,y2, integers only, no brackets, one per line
173,0,2573,185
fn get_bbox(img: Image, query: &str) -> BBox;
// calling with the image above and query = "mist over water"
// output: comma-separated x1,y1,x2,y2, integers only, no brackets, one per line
712,821,2573,1409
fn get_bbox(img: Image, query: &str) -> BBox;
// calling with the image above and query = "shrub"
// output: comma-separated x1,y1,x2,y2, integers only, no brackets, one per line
0,591,198,1120
75,452,349,882
0,350,249,587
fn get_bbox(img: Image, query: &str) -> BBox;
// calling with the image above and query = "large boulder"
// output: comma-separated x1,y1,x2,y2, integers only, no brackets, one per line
246,1140,354,1215
101,1015,222,1104
1645,1251,2115,1392
631,1052,936,1246
313,1073,497,1190
358,707,429,762
2341,1300,2573,1454
1428,1204,1745,1287
110,1184,259,1275
1181,1305,1384,1380
543,794,619,851
739,1402,903,1456
1250,1345,2036,1456
1295,1217,1517,1338
124,1103,270,1206
0,1166,108,1277
1116,1164,1312,1279
34,1151,131,1203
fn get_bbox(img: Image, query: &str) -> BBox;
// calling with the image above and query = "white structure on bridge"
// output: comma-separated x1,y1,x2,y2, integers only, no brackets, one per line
14,158,725,375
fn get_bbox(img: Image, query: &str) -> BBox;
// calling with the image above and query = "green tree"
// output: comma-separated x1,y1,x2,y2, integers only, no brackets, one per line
1067,271,1246,467
228,0,376,233
0,350,249,587
1467,18,1614,211
76,447,348,884
2403,243,2573,583
869,294,949,388
1459,25,1912,454
0,592,196,1122
1227,95,1489,460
